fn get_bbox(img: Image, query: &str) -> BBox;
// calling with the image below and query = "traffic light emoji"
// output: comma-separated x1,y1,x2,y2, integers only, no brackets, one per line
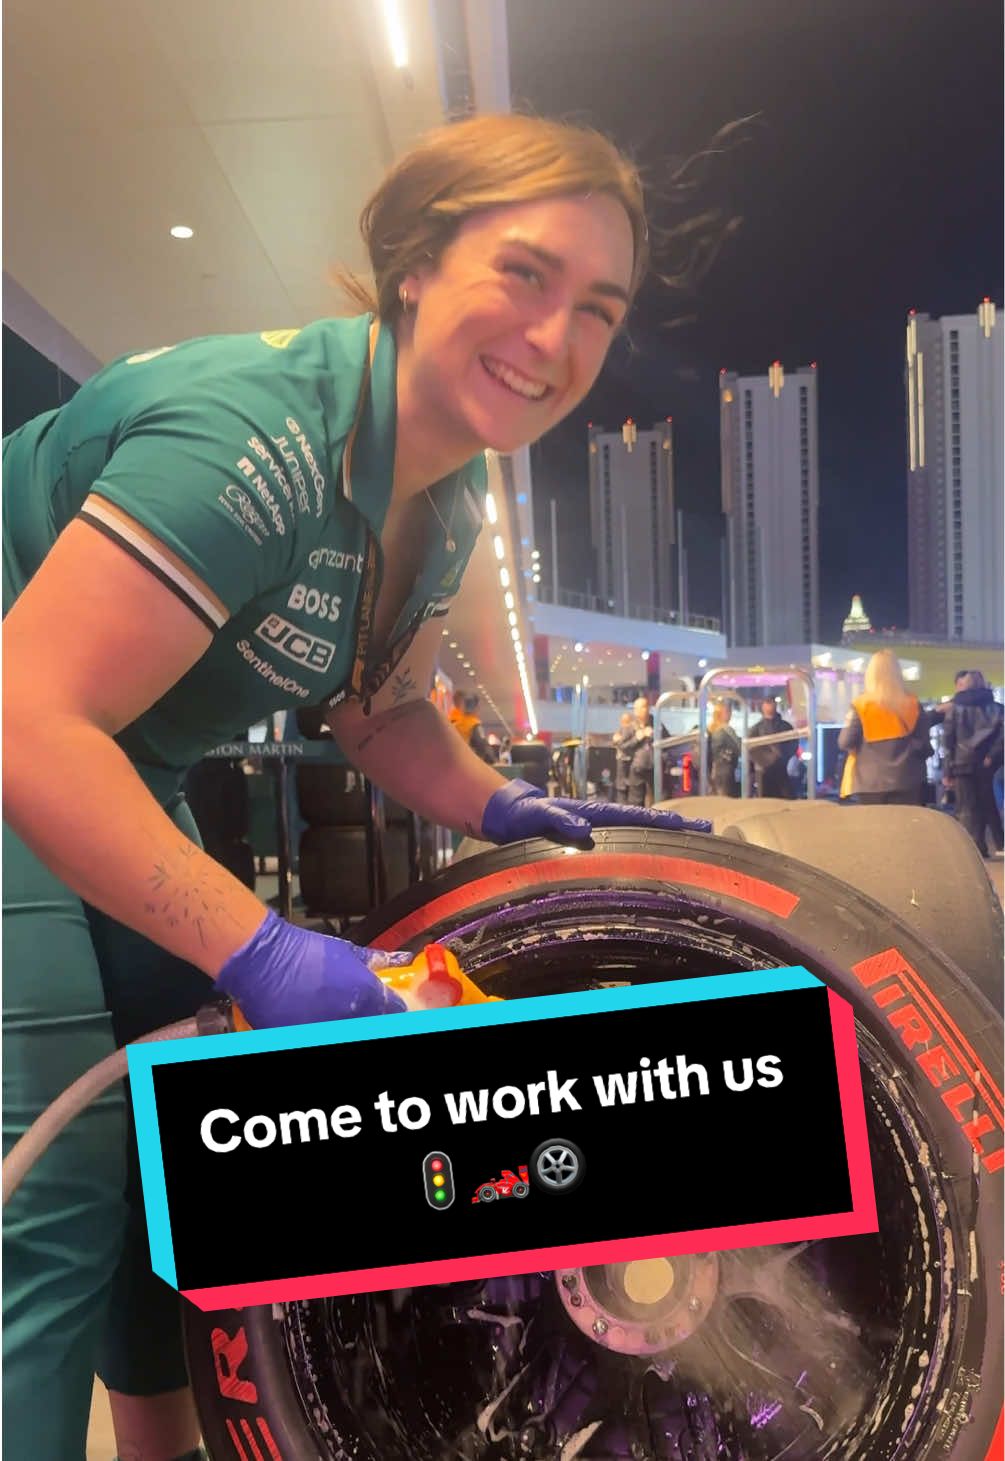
423,1152,454,1210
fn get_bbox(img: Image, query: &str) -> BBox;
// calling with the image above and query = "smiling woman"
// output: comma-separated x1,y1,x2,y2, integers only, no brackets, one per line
2,106,714,1461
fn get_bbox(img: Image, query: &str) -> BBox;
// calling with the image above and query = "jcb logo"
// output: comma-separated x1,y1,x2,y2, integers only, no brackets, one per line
256,614,335,674
287,584,342,623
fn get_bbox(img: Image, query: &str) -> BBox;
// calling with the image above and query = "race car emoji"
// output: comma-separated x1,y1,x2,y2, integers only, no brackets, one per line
471,1164,530,1203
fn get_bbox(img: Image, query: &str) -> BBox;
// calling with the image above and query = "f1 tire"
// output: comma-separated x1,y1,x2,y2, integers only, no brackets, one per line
184,829,1003,1461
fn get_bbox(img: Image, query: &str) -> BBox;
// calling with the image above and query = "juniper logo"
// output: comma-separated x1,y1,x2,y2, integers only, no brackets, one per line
255,614,336,674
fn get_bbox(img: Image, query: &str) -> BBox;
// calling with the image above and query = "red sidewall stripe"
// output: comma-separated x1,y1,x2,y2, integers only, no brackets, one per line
370,853,800,950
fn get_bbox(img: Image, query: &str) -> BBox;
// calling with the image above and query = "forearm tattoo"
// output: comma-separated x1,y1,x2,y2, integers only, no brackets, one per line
144,840,239,947
391,669,417,704
355,697,426,754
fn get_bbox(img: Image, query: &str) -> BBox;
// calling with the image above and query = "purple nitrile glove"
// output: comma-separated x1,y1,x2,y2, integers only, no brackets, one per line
480,779,713,849
216,909,410,1029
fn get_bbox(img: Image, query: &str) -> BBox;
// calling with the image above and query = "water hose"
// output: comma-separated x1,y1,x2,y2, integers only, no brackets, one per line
2,1016,200,1207
1,943,492,1207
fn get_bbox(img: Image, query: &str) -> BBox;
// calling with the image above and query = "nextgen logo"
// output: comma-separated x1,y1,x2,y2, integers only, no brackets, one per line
256,614,336,674
287,584,342,623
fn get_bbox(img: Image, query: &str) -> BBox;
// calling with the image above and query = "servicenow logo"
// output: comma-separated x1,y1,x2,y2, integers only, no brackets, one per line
255,614,336,675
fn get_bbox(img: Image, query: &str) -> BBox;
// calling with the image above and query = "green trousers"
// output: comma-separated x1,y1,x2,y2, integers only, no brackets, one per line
2,788,215,1460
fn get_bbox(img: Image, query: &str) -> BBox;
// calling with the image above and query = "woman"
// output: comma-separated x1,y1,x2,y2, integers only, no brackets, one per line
708,698,741,797
2,113,711,1461
837,649,934,805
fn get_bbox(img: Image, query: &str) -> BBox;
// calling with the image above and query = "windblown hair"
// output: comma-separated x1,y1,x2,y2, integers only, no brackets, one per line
334,112,649,323
863,649,915,716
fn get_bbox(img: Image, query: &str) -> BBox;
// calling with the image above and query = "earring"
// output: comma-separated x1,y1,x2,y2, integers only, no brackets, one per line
399,287,409,312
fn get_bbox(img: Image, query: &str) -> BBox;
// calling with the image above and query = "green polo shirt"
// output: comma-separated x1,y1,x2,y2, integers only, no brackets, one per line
2,316,487,771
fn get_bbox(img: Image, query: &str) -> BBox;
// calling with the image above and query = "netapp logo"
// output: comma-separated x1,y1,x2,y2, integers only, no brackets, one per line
255,614,336,675
287,584,342,623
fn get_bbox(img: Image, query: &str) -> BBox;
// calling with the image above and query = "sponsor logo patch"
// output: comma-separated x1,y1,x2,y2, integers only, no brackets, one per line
256,613,336,675
287,584,342,623
260,328,301,349
308,546,364,574
236,639,311,699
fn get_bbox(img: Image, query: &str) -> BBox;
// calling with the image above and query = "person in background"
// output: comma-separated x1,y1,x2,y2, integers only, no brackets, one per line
707,698,740,797
942,670,1004,857
838,649,934,805
748,697,798,799
447,688,466,733
620,695,655,807
612,710,634,802
454,694,495,764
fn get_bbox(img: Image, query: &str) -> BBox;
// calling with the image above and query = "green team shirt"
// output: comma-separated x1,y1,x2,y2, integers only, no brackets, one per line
2,316,487,772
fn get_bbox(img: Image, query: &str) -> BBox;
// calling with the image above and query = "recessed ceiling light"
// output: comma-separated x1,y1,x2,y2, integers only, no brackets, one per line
170,225,194,239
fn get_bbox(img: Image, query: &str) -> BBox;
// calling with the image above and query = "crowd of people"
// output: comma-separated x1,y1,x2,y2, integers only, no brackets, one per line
596,651,1004,862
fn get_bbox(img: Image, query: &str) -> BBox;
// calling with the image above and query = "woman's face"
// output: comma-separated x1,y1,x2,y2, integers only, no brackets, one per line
400,193,635,455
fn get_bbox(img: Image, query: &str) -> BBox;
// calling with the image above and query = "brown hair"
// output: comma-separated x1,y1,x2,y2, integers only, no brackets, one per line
334,112,649,323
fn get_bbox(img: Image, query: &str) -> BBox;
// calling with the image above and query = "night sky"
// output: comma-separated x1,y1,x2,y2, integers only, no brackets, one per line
505,0,1002,640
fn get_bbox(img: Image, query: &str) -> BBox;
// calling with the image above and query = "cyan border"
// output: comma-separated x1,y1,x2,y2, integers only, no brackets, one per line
126,1051,177,1289
128,966,821,1290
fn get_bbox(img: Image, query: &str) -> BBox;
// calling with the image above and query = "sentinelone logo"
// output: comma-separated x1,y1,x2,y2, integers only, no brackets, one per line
255,614,336,675
236,640,311,700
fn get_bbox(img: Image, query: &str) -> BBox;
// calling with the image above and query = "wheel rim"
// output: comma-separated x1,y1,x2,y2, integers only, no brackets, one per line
537,1145,579,1189
276,886,968,1459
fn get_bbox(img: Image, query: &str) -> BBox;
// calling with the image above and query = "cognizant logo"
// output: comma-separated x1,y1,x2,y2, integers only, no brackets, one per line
236,640,311,699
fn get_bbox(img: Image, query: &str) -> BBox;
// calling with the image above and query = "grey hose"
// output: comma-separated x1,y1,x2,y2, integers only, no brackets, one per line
2,1016,200,1207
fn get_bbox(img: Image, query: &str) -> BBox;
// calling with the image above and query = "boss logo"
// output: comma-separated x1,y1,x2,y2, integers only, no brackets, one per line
287,584,342,622
256,614,335,674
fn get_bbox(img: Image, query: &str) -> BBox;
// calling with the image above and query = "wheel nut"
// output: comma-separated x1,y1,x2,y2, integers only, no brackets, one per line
592,1318,608,1336
687,1296,702,1313
561,1274,578,1290
570,1293,583,1307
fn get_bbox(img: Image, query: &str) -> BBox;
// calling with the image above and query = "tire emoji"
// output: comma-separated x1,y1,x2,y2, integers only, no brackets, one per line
477,1184,498,1203
511,1182,530,1199
531,1137,584,1194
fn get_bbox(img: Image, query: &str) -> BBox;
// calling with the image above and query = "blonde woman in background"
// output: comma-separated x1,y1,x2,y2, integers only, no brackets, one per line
708,698,741,797
838,648,934,805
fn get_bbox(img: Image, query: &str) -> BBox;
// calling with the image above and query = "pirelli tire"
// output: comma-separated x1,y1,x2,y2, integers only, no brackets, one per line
183,830,1003,1461
712,802,1003,1012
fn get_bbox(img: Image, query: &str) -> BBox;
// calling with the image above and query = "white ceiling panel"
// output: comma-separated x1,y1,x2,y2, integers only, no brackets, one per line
3,0,448,363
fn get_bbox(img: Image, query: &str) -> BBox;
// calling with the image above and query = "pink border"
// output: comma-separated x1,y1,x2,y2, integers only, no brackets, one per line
182,989,877,1312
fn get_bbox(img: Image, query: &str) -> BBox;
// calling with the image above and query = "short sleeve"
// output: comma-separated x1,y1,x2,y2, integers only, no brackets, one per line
80,402,301,628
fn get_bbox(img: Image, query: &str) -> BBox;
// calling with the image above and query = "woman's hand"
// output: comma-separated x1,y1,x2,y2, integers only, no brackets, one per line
216,911,412,1028
480,779,712,848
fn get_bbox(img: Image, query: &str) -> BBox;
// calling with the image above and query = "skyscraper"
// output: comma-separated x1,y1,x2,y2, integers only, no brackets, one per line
587,419,676,617
905,301,1003,641
719,362,820,647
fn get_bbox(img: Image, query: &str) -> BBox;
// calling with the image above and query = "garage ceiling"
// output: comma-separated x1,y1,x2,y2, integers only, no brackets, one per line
2,0,448,361
3,0,531,728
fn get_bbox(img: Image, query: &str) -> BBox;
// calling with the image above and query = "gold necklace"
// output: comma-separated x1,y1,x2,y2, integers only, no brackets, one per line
425,483,460,553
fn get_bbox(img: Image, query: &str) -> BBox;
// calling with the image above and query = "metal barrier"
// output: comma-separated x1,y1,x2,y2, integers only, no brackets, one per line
652,690,703,803
697,666,817,799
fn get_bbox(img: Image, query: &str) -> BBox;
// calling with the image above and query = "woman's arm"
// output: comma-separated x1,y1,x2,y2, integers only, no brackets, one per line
326,620,507,837
3,508,272,977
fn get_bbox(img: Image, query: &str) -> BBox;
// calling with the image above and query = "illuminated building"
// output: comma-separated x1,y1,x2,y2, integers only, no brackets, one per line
905,301,1003,641
586,420,677,618
719,363,820,647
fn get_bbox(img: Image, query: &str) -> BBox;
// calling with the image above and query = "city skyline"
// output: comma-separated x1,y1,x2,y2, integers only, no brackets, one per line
514,0,1003,641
